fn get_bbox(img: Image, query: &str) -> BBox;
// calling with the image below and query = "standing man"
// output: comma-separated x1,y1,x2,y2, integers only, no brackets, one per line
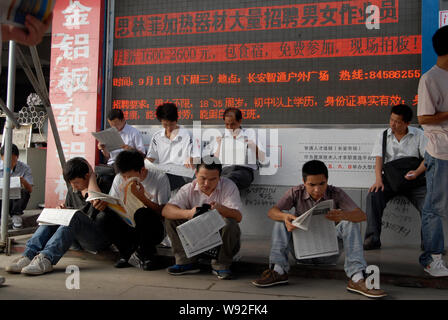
162,158,242,280
363,104,427,250
417,25,448,277
0,144,33,229
252,160,386,299
210,107,265,191
147,102,200,190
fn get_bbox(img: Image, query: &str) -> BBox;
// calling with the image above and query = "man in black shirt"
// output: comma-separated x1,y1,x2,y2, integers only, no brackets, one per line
6,158,111,275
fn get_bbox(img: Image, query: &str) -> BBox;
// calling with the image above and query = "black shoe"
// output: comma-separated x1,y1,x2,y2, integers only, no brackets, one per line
363,238,381,251
114,258,131,268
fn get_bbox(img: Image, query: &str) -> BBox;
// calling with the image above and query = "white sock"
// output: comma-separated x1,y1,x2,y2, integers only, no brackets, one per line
273,264,285,275
351,271,364,283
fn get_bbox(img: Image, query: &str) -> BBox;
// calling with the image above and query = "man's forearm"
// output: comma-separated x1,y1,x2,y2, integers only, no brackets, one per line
418,112,448,125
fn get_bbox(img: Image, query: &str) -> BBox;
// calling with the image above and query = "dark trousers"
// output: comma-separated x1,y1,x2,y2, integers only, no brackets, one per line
364,185,426,244
103,207,165,259
0,189,31,216
222,166,254,191
167,173,192,191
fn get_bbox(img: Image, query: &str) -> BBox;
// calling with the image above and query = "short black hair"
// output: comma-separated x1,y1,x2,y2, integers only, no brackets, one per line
115,150,144,173
156,103,178,122
223,107,242,121
63,157,90,182
107,109,125,121
196,156,222,175
391,104,413,123
432,25,448,56
302,160,328,182
0,144,19,157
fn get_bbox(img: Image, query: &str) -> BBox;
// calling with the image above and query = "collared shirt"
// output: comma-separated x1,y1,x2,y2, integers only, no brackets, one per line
147,127,200,165
109,167,170,206
168,177,242,211
417,65,448,160
275,184,358,217
210,128,266,171
370,127,427,163
107,123,146,165
0,160,33,185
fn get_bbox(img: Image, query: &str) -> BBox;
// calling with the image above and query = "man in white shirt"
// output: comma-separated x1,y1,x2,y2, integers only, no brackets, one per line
106,150,170,270
364,104,427,250
417,25,448,277
147,103,200,190
210,108,265,191
98,109,146,166
162,158,242,280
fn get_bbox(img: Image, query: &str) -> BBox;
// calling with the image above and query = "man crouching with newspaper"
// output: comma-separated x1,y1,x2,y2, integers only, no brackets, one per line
252,160,387,299
162,157,242,280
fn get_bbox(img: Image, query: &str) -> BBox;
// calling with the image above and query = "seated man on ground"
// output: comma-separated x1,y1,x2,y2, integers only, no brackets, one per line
107,150,170,270
0,144,33,229
252,160,387,299
162,157,242,280
146,102,200,190
209,107,265,191
5,157,111,275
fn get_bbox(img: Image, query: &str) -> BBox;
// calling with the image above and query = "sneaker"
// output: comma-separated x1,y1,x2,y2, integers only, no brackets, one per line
167,263,200,275
21,254,53,275
424,254,448,277
128,251,163,271
11,215,23,230
252,269,289,288
114,257,131,268
212,269,233,280
5,256,31,273
363,237,381,251
347,279,387,298
0,276,4,285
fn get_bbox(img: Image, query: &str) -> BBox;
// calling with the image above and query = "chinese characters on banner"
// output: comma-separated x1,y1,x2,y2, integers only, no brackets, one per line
45,0,104,207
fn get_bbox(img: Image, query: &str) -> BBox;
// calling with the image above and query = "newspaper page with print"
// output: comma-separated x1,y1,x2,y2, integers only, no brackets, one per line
91,127,125,152
292,200,339,259
0,177,21,199
176,209,226,258
37,208,78,226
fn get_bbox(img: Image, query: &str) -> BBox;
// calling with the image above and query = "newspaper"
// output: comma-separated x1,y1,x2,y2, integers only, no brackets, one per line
91,127,125,152
176,209,226,258
144,159,195,178
86,183,146,228
291,200,339,259
0,177,21,199
37,208,78,226
1,0,55,28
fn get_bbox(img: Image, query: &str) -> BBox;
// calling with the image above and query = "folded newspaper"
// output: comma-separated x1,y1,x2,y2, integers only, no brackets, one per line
37,208,78,226
291,199,339,260
86,182,146,228
176,209,226,258
144,159,195,178
91,127,125,152
0,177,21,200
1,0,55,28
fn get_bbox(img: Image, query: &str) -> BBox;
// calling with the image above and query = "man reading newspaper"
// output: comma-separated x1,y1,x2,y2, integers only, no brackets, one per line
252,160,387,299
162,157,242,280
5,158,112,276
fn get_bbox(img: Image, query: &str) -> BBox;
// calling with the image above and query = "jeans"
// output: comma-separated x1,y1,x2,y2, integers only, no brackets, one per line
364,185,426,244
166,217,241,270
269,220,367,278
23,211,111,265
419,152,448,267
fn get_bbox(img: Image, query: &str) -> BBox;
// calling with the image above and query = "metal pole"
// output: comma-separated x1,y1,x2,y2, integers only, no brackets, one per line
1,41,17,247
